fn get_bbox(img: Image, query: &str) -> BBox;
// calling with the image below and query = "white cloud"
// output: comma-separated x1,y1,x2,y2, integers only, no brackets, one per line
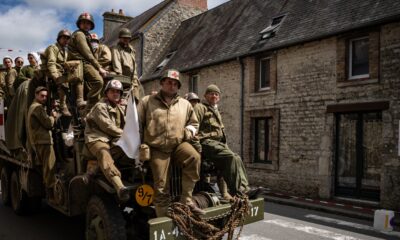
24,0,164,17
0,5,63,62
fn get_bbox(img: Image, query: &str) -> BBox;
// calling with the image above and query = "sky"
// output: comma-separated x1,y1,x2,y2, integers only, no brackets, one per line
0,0,229,64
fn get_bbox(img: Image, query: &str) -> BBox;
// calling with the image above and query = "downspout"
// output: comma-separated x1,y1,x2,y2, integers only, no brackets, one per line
138,32,144,77
238,57,245,159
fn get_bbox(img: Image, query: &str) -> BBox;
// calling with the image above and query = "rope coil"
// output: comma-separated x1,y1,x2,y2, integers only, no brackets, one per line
167,196,250,240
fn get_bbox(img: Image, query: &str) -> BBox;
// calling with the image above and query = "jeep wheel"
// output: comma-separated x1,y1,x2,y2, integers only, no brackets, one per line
1,167,11,205
10,171,28,215
86,196,127,240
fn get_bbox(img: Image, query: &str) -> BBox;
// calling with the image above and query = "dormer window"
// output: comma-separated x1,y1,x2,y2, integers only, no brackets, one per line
259,14,286,40
155,51,176,72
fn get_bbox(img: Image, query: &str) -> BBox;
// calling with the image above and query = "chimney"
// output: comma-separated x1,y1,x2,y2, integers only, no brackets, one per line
102,9,133,42
176,0,208,10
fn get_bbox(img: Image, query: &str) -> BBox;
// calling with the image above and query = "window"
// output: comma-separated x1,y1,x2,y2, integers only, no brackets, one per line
259,58,270,90
154,51,176,72
253,118,273,163
259,14,286,40
189,75,198,93
349,37,369,79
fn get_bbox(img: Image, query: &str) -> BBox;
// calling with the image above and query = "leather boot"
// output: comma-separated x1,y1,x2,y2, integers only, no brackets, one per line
75,83,86,108
58,87,72,117
111,176,130,202
217,176,233,201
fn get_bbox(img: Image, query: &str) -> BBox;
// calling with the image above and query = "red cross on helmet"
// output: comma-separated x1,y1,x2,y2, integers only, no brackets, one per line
76,12,95,30
161,69,181,89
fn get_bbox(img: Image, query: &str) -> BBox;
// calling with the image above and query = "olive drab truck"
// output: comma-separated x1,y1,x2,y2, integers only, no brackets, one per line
0,73,264,240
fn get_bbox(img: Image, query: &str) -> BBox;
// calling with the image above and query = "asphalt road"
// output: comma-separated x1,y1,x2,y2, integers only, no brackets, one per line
0,197,399,240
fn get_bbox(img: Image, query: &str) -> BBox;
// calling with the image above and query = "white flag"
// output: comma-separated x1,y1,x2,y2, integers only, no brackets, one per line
116,94,141,159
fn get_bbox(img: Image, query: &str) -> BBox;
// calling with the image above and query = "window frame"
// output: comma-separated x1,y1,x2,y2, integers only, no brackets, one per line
253,117,273,164
258,57,271,91
189,74,199,93
348,36,370,80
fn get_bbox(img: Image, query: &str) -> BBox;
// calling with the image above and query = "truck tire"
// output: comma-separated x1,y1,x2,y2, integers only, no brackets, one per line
85,196,127,240
10,171,28,215
1,167,11,206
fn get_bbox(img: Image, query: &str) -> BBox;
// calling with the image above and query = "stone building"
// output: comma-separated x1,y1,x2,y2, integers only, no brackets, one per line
104,0,400,210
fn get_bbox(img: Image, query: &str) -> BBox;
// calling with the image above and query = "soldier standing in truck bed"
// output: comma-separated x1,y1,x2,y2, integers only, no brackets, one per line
111,28,143,101
27,86,57,198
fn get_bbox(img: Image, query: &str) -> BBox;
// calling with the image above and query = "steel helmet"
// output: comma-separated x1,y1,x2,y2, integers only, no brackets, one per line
90,33,100,42
76,12,95,30
119,28,132,38
161,69,181,88
186,92,200,102
57,29,71,41
104,79,123,94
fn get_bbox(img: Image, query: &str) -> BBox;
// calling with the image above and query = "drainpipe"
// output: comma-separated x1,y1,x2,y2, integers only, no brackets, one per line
138,32,144,77
238,56,245,159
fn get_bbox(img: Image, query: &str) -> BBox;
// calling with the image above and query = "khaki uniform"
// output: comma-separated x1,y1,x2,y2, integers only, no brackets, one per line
94,44,112,71
194,102,249,195
68,30,103,110
15,65,39,91
137,93,200,217
14,66,22,75
27,100,56,188
85,99,127,191
111,43,143,101
0,69,17,106
41,43,69,111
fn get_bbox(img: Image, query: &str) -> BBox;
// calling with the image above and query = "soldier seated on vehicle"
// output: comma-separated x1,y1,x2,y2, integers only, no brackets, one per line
68,12,106,113
137,69,205,217
194,84,262,200
40,29,73,117
0,56,18,107
184,92,200,108
84,79,130,201
90,33,113,73
15,52,40,91
27,86,57,198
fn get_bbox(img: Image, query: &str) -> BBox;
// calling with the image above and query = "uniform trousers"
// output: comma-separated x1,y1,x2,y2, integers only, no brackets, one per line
150,142,200,217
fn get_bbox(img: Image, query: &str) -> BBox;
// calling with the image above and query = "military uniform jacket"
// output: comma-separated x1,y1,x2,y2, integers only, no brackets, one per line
27,101,55,145
85,98,125,144
41,42,68,79
111,43,138,81
68,30,101,70
0,69,17,98
16,64,39,91
137,92,199,153
94,44,112,71
194,102,226,143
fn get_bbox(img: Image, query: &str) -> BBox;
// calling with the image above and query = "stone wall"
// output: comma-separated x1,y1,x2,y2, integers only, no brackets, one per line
142,2,205,75
243,21,400,209
244,38,337,197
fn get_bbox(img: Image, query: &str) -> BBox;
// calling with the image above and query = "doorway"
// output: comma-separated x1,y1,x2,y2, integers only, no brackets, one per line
335,112,382,200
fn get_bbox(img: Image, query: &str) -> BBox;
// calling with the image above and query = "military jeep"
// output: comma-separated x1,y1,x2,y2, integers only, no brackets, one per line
0,75,264,240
